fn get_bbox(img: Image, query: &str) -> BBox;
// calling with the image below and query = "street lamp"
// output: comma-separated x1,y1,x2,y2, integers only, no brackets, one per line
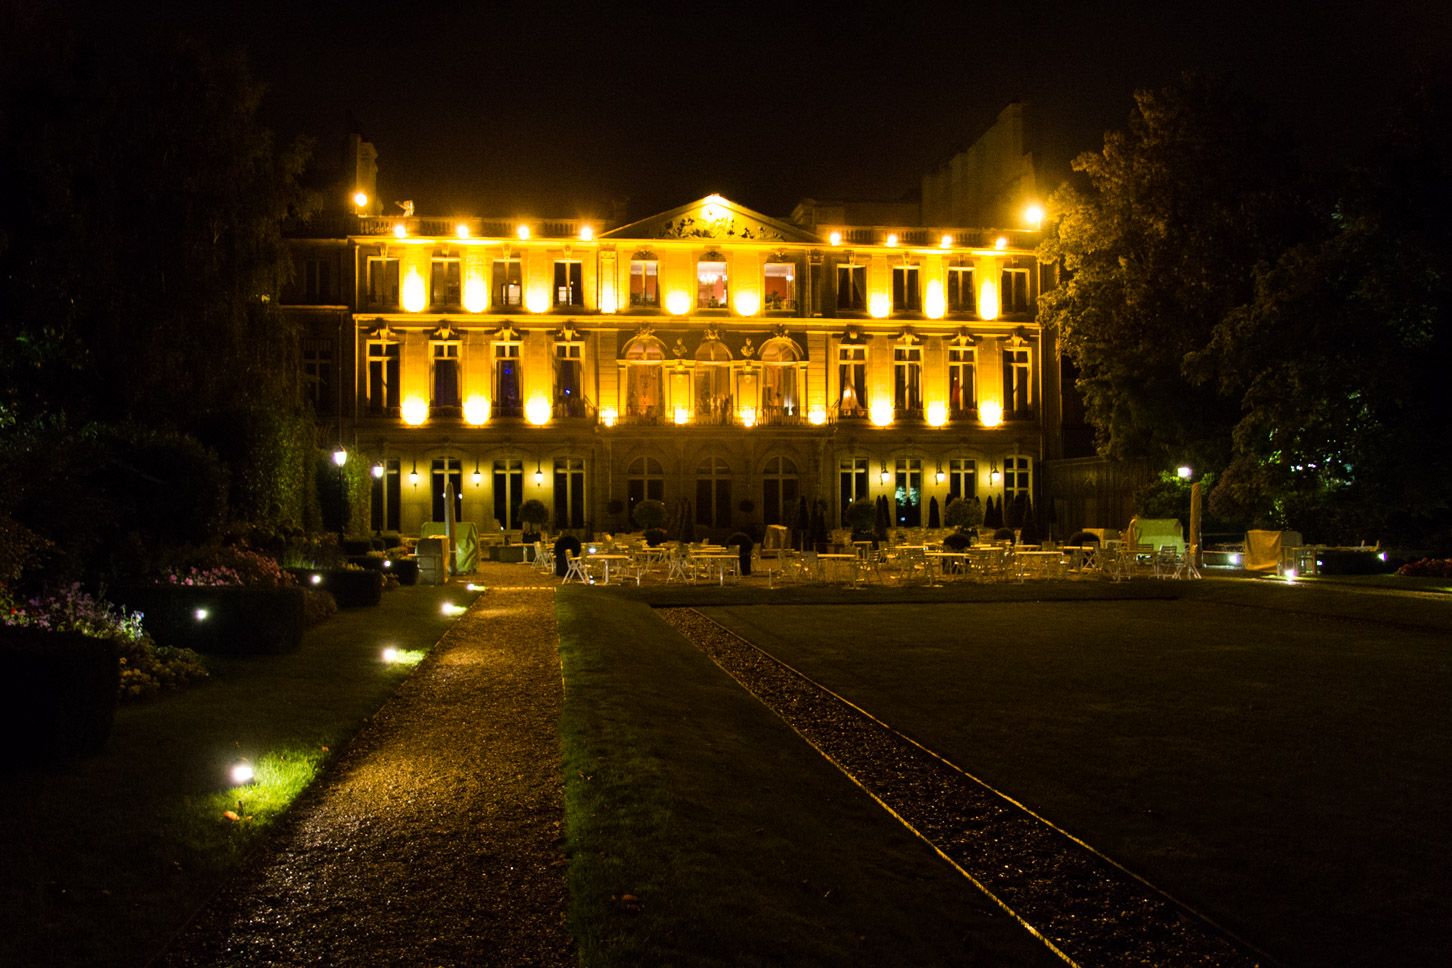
332,446,348,540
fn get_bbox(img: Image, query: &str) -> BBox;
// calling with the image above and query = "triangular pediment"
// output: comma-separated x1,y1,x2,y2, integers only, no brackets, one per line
602,195,819,243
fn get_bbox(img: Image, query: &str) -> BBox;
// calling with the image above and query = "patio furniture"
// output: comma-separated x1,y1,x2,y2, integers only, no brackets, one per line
561,550,592,584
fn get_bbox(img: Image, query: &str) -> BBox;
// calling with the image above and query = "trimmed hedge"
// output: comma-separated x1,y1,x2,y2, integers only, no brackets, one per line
118,585,306,655
1316,550,1394,575
284,568,384,607
387,558,419,585
1,627,119,765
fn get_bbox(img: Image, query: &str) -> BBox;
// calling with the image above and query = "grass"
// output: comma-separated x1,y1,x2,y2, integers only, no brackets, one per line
556,589,1058,967
0,583,479,968
700,586,1452,967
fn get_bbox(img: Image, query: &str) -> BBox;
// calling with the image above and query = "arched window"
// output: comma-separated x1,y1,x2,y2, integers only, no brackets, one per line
695,456,731,529
760,336,803,421
626,456,665,517
621,334,666,420
762,456,798,527
694,335,733,425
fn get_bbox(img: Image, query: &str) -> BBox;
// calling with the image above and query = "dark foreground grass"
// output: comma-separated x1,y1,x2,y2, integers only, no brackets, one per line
557,589,1058,967
0,583,480,968
706,589,1452,968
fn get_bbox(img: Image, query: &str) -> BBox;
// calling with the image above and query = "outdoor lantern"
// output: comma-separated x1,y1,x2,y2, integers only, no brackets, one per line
1177,465,1193,480
352,190,369,209
472,462,482,487
989,461,1002,487
935,464,946,485
409,463,419,487
372,462,384,479
880,463,891,486
332,446,347,467
193,607,209,622
534,463,544,486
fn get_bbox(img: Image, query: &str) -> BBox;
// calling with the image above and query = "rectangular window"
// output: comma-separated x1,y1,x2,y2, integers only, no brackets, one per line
764,262,796,311
1004,456,1032,500
894,458,922,527
494,342,522,418
554,342,584,417
366,340,400,416
836,264,866,311
1003,346,1033,417
370,459,401,532
629,260,659,307
304,258,334,302
366,257,400,308
948,458,977,504
697,260,728,309
431,258,461,309
430,458,463,523
493,259,522,308
837,344,867,416
553,458,586,530
892,266,921,312
302,338,334,415
1001,268,1031,314
947,266,975,314
838,457,868,525
893,345,922,413
554,260,583,307
493,459,524,530
431,341,461,409
948,344,976,415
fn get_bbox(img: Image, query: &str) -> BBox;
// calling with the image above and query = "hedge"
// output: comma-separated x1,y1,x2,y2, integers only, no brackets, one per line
118,585,306,655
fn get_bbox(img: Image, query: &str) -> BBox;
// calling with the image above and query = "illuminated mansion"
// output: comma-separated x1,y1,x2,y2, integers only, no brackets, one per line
285,137,1063,540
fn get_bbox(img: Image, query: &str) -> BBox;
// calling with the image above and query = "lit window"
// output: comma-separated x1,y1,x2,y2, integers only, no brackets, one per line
697,259,728,309
621,333,666,421
764,262,796,312
493,258,523,308
894,459,923,527
629,257,659,307
554,260,583,307
836,341,867,417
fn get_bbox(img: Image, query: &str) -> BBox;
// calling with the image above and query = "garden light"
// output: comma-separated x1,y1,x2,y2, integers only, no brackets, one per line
372,462,385,479
466,583,486,592
194,607,209,622
333,446,347,467
441,602,467,617
310,573,323,585
1177,465,1193,480
230,758,255,785
382,646,399,663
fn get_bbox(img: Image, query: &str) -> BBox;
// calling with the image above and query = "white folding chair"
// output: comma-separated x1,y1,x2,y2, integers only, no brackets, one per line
562,550,591,584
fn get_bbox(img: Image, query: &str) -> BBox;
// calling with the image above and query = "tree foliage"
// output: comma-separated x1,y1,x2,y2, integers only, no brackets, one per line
1041,73,1452,544
1038,73,1305,470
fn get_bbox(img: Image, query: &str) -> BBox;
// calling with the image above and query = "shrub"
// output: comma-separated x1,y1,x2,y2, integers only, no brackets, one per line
1398,558,1452,578
726,532,754,575
119,584,307,654
302,588,338,625
643,527,669,547
944,496,985,530
520,498,550,536
845,498,876,533
3,583,208,700
633,499,667,531
942,531,972,551
553,534,582,577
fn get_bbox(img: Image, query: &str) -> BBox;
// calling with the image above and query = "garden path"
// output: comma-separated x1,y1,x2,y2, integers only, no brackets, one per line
160,563,571,966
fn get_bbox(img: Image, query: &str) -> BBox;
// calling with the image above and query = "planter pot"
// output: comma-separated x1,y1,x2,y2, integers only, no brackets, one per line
387,558,419,585
0,627,118,766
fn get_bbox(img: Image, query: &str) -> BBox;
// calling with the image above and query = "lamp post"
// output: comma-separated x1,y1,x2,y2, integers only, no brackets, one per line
332,446,348,541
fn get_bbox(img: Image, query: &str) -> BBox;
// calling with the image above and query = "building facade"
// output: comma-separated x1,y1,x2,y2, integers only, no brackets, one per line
284,175,1058,541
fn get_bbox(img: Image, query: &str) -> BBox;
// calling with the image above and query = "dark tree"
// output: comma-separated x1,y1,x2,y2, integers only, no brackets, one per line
1037,73,1306,472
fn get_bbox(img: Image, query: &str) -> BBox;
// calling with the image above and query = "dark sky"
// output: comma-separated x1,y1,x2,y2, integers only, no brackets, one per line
171,0,1449,222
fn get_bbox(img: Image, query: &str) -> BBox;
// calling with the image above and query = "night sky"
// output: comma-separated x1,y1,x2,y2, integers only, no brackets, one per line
166,1,1449,222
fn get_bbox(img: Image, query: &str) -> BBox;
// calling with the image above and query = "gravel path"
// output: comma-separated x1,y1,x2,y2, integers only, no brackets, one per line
160,565,572,967
661,606,1268,967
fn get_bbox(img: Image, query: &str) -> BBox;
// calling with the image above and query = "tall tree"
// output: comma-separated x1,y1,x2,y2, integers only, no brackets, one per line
1204,82,1452,543
1037,73,1306,472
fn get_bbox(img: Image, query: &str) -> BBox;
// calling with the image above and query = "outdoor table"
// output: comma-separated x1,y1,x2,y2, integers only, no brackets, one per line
1015,550,1065,580
814,552,856,583
584,553,631,585
925,550,969,582
690,551,740,586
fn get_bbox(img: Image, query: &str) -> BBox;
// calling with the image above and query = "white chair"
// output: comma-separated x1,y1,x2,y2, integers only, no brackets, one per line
562,550,591,584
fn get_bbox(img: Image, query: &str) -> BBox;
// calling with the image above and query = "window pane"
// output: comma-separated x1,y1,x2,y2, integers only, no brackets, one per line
697,261,728,308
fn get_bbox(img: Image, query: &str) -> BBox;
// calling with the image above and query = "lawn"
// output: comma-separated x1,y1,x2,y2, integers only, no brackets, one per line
557,590,1058,967
701,590,1452,967
0,583,480,968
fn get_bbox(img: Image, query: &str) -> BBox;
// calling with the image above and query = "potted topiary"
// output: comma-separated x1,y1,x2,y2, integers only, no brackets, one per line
519,498,550,544
633,498,667,532
845,497,876,542
944,496,985,535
